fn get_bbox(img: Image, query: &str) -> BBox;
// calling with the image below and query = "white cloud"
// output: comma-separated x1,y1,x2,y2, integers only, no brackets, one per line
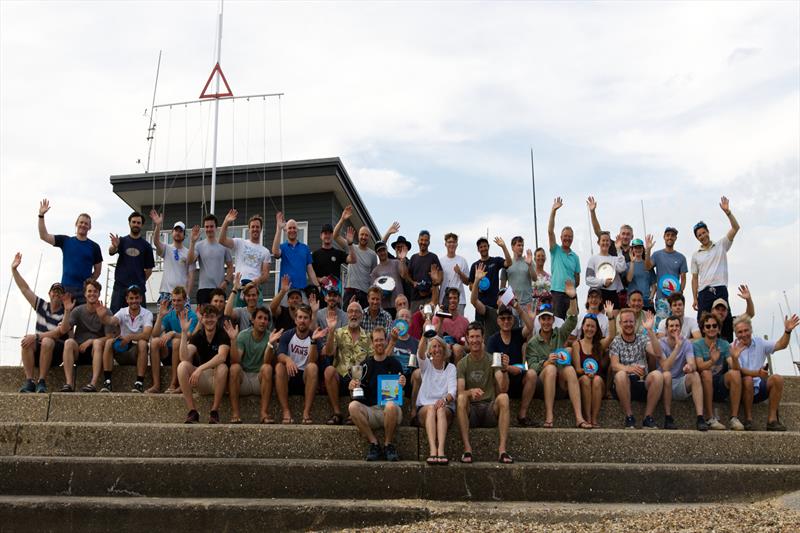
349,167,428,199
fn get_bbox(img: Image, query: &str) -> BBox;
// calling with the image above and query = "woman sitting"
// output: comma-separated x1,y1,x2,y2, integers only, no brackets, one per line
416,334,457,465
572,301,616,428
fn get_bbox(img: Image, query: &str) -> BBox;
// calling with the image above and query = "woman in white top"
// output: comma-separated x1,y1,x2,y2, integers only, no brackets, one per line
416,334,457,465
585,232,627,308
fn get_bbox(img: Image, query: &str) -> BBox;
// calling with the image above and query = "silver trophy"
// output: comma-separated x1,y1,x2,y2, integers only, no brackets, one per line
434,305,452,318
407,352,418,369
596,262,615,285
422,304,437,338
491,352,503,369
349,363,367,399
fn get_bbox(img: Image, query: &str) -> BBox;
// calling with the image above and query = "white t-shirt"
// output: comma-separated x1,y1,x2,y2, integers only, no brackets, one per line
570,312,610,338
657,315,700,339
114,307,154,337
416,356,457,407
690,236,732,291
439,254,469,306
159,244,194,293
232,238,271,281
280,330,313,371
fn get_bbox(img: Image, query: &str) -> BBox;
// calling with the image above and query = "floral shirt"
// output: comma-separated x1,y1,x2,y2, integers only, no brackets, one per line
531,270,552,309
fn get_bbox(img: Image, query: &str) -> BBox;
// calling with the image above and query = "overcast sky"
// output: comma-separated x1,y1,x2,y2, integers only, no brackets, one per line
1,1,798,371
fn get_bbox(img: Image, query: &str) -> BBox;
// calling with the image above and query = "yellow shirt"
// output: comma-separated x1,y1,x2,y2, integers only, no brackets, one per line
333,326,372,377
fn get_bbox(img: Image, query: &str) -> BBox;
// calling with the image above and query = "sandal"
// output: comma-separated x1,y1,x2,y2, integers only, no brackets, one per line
282,416,295,424
80,383,97,393
576,420,592,430
260,416,275,424
426,456,438,465
437,456,449,465
543,421,554,429
591,422,601,429
326,413,343,425
460,451,473,464
60,383,74,393
498,452,514,464
230,418,242,424
302,417,313,425
344,416,353,426
164,387,178,394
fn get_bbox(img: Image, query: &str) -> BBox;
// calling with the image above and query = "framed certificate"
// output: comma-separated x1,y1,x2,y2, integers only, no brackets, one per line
377,374,404,406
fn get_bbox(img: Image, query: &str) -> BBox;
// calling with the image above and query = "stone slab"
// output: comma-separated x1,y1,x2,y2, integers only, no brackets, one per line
0,392,49,422
0,423,18,456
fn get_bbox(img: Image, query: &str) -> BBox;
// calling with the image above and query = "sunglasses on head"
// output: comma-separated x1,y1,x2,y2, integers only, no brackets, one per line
585,313,598,319
537,303,552,312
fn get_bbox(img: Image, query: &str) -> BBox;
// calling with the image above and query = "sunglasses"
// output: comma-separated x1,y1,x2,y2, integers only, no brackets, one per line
704,323,719,330
173,248,180,262
499,315,514,321
585,313,598,319
537,303,553,312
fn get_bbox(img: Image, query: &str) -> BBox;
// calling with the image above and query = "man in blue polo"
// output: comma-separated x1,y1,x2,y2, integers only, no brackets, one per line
547,197,581,319
272,211,319,293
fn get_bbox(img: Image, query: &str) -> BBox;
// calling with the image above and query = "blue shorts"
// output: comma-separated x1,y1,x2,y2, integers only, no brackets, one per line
753,379,769,404
712,373,730,402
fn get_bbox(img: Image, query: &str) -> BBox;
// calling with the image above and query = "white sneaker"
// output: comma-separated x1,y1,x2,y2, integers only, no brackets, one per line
729,416,745,431
707,417,726,430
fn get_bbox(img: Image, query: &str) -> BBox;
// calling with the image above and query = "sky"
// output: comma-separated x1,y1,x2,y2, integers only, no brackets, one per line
1,1,799,371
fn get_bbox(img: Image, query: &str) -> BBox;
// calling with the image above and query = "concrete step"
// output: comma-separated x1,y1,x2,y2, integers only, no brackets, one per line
2,390,798,432
3,422,799,464
1,455,798,503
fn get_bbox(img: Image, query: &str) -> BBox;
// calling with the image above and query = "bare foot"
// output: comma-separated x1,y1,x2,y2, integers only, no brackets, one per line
145,386,160,394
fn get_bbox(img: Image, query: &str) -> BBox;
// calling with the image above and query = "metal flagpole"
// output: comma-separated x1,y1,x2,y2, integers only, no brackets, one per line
782,291,800,354
209,0,224,215
640,200,647,236
530,147,539,249
144,50,162,173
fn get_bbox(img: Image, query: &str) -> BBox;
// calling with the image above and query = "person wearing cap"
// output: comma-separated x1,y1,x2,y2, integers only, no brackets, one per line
312,222,349,283
548,197,581,319
370,239,408,317
693,312,744,431
361,286,394,334
585,230,627,308
37,199,102,305
333,205,376,309
735,314,798,431
12,253,68,394
322,300,372,425
486,297,536,426
406,230,443,312
270,275,308,332
108,211,155,313
710,284,755,342
690,196,740,330
272,211,319,294
626,237,656,312
219,209,271,307
524,280,589,429
100,285,154,393
569,288,611,340
317,283,347,333
149,209,195,305
467,236,512,311
655,293,701,340
187,214,234,308
438,233,469,316
149,286,199,393
531,295,566,336
646,226,688,303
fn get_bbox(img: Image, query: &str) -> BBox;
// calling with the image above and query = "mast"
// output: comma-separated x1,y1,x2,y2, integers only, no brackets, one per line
210,0,224,215
144,50,162,173
530,147,539,249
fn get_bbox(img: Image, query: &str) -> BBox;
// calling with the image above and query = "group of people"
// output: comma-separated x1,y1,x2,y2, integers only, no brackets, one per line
12,196,798,464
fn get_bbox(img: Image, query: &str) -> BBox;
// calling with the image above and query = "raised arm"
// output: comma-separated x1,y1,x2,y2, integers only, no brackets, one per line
270,275,291,317
720,196,740,241
470,263,487,316
218,209,238,249
494,237,512,268
225,273,242,317
332,205,353,249
775,314,799,351
644,234,655,271
187,225,201,263
586,196,603,238
737,284,755,319
108,233,121,256
37,199,55,246
548,197,562,250
149,209,164,256
272,211,285,258
381,221,400,246
10,253,38,308
599,301,617,350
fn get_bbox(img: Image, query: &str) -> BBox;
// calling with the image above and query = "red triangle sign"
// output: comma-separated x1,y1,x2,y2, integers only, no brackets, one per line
199,62,233,99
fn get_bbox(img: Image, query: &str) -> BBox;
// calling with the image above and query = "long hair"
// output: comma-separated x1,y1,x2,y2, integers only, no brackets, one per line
579,314,603,360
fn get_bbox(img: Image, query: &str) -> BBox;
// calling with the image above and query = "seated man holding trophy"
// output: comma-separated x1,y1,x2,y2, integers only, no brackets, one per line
348,326,405,461
456,322,513,464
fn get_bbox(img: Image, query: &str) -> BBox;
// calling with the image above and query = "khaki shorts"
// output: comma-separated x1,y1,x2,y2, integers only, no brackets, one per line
238,371,261,396
198,368,218,395
364,404,403,430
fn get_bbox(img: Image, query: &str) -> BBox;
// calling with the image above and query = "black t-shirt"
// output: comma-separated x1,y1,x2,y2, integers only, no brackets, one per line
358,355,403,407
476,306,499,343
468,256,506,307
409,252,441,300
486,327,526,365
273,307,296,332
189,327,230,366
312,247,348,279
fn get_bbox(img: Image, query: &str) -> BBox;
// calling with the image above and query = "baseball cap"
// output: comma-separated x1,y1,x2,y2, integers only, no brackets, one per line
536,303,554,318
664,226,678,235
49,282,65,293
173,221,186,231
631,238,644,247
693,221,708,235
587,287,602,296
497,306,514,317
418,229,430,237
712,298,729,310
320,223,334,233
125,284,142,296
287,288,303,298
374,240,387,252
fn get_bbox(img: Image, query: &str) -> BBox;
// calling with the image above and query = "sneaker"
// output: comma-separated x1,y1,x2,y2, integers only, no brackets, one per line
642,415,658,430
729,416,744,431
663,415,677,430
18,379,35,393
743,419,754,431
366,442,383,461
384,443,399,462
131,381,144,393
208,410,220,424
696,418,709,432
100,380,112,393
624,415,636,429
706,417,726,431
184,409,200,424
35,380,47,393
766,420,787,432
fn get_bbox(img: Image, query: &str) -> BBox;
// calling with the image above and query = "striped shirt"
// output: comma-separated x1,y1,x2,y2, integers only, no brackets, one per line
35,297,64,334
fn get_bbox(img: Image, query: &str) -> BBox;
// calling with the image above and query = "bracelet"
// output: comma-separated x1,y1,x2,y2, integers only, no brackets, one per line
786,330,792,335
38,215,44,219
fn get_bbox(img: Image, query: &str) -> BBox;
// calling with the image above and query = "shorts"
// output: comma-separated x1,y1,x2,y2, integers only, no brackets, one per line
33,338,64,367
364,404,403,430
671,375,692,401
329,370,353,396
76,347,96,366
197,368,220,395
612,374,648,402
507,372,524,399
712,373,730,402
112,341,139,366
287,370,310,395
468,400,498,428
195,288,214,305
753,379,769,404
236,371,261,396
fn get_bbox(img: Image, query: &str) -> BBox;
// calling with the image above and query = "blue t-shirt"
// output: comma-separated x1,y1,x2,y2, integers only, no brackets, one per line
279,241,313,290
650,249,688,300
468,256,506,308
692,337,730,376
113,235,155,289
53,235,102,288
627,261,656,306
161,308,198,333
549,244,581,293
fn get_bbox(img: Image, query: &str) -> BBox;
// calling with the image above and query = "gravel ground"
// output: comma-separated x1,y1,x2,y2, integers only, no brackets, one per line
330,499,800,533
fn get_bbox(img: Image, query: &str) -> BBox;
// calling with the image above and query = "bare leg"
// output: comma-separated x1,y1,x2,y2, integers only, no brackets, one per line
384,402,400,444
147,338,162,392
211,364,228,411
519,369,538,419
62,339,78,386
742,376,754,421
177,361,197,410
275,363,291,420
303,363,319,420
259,364,274,422
579,375,591,422
614,370,632,416
591,376,605,425
136,340,148,379
102,338,114,372
349,401,377,444
21,343,35,380
661,371,672,417
169,338,181,390
90,339,104,386
726,370,741,418
644,371,663,417
686,372,704,417
38,338,55,380
324,366,342,415
767,374,784,423
701,370,713,419
456,392,472,453
559,366,585,424
229,364,243,420
438,409,453,457
496,369,509,394
541,364,557,424
494,393,510,454
420,405,436,457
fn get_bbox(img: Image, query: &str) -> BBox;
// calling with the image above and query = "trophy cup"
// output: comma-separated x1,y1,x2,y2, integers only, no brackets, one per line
407,353,418,369
434,305,452,319
422,304,436,338
491,352,503,369
349,363,367,399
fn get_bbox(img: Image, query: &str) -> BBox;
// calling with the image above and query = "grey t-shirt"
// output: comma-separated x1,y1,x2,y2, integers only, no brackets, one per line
195,239,232,289
346,246,377,292
231,307,253,331
69,304,113,344
371,259,404,308
502,257,534,305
